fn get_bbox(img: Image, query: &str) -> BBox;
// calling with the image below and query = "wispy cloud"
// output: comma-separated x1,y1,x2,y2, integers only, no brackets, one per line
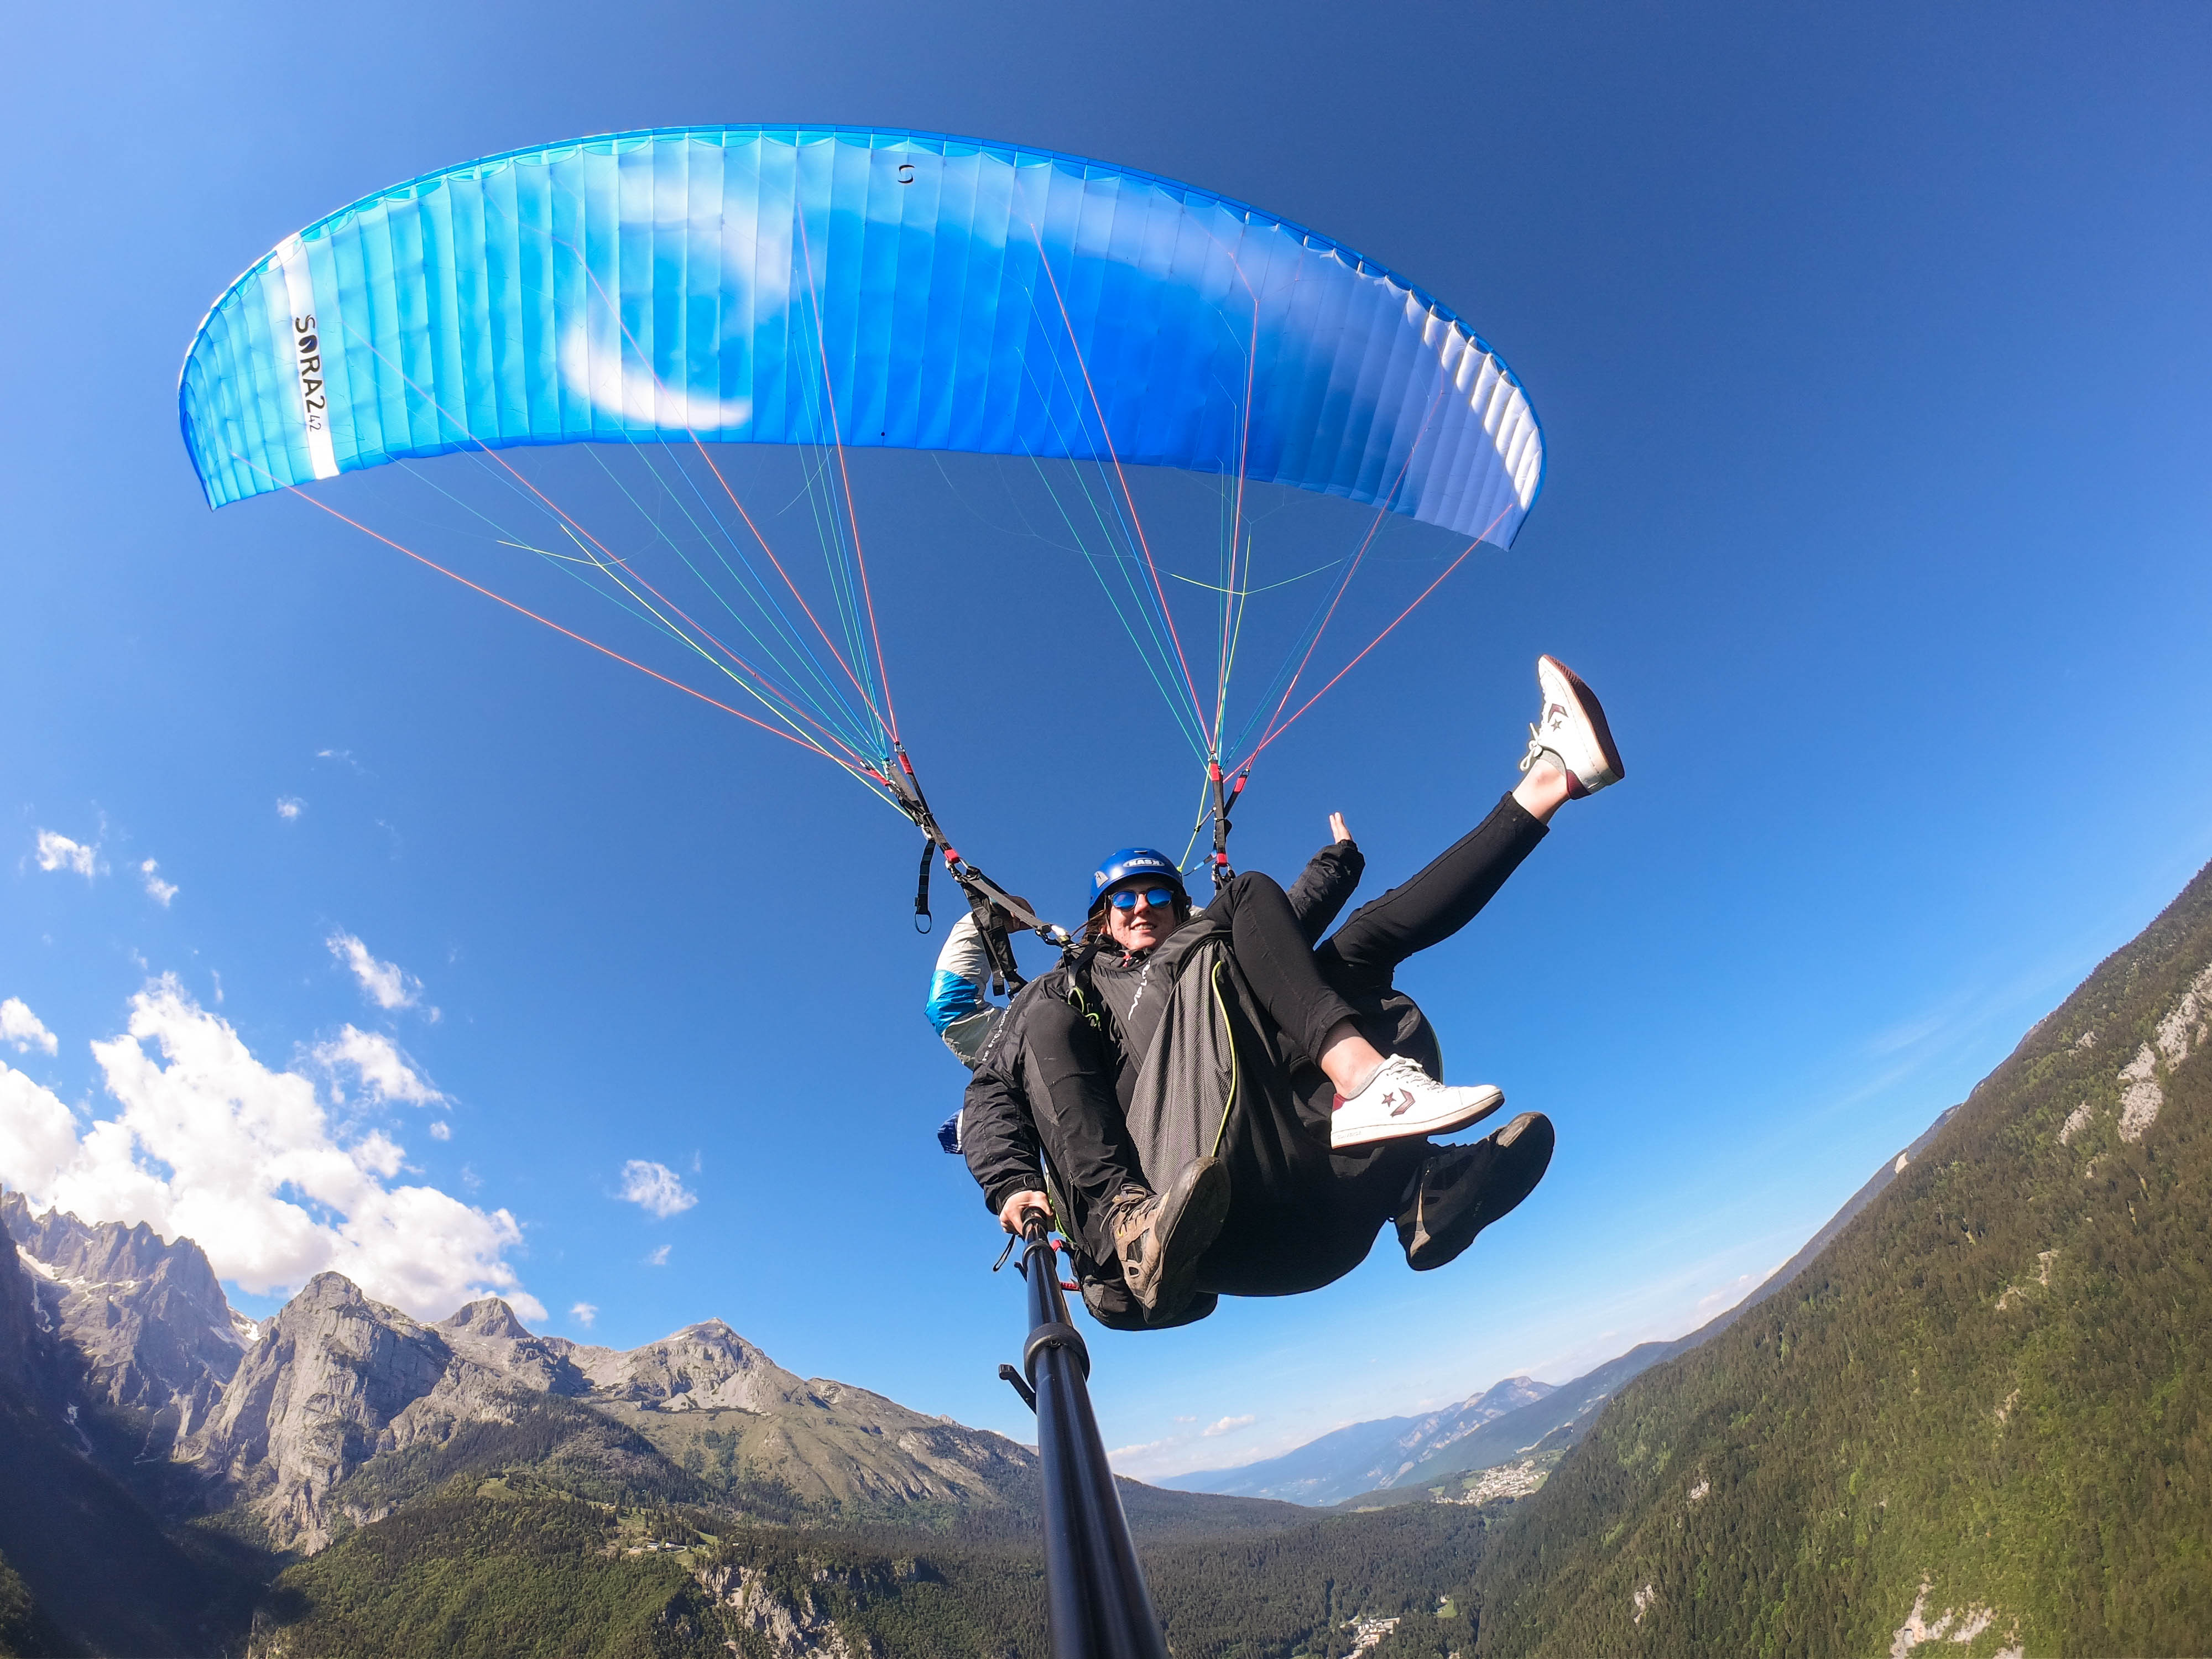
276,797,305,821
139,859,178,906
33,831,98,879
326,931,421,1011
0,976,539,1321
1202,1414,1257,1438
313,1025,442,1105
645,1243,671,1266
571,1302,598,1328
1108,1438,1180,1460
619,1160,697,1219
1,998,59,1057
315,749,366,774
428,1120,452,1141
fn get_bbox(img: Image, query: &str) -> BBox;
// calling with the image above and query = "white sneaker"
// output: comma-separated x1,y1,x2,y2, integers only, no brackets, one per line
1331,1055,1505,1149
1520,655,1624,797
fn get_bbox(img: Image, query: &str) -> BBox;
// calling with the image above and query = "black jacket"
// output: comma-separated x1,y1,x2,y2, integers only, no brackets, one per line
961,840,1364,1217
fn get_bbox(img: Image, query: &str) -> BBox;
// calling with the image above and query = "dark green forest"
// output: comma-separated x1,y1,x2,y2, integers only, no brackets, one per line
1470,862,2212,1657
251,1479,1501,1659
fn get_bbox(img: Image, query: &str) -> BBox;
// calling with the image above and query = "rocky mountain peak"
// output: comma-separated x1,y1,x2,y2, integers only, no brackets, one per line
292,1270,372,1310
1466,1375,1554,1416
439,1297,531,1340
1,1191,245,1446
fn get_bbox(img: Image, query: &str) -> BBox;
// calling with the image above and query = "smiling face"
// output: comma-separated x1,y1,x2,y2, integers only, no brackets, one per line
1102,881,1179,953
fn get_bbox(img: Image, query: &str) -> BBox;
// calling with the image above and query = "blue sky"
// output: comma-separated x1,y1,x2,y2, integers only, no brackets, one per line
4,2,2210,1484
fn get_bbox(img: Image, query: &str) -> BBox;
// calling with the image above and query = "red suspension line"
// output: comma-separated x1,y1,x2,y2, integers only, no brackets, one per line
334,322,872,761
1024,214,1214,752
1244,500,1513,763
263,473,892,784
794,205,902,746
566,258,899,731
1250,379,1453,752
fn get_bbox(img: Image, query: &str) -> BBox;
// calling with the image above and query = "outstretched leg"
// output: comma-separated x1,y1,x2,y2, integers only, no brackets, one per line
1319,654,1621,997
1314,792,1550,1003
1208,873,1504,1145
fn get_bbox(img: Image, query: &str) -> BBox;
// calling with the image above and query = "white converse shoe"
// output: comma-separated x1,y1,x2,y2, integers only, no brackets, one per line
1520,655,1624,797
1331,1055,1505,1149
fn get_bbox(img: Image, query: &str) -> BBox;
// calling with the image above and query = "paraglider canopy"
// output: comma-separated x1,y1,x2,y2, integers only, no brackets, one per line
181,125,1541,531
179,126,1545,904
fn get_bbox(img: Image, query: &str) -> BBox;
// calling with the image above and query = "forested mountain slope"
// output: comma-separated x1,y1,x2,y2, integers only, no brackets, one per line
1472,861,2212,1658
245,1482,1493,1659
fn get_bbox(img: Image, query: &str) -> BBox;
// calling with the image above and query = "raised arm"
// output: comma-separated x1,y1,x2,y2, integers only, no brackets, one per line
1285,813,1366,944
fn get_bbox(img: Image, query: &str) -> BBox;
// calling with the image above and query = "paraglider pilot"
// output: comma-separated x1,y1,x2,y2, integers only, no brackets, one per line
934,656,1623,1329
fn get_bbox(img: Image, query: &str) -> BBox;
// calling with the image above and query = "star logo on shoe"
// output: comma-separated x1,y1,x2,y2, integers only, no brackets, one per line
1384,1089,1414,1116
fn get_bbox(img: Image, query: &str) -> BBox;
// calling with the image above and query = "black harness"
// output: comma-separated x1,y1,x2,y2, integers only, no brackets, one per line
880,742,1071,994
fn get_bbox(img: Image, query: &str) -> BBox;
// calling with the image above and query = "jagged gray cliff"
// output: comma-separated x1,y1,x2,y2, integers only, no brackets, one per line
2,1191,253,1456
0,1192,1036,1555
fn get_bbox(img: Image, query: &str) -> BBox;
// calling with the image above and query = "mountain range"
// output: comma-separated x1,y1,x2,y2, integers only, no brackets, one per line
0,1188,1352,1656
4,858,2209,1656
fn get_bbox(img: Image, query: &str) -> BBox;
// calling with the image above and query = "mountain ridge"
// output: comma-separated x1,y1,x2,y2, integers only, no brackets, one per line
1167,1102,1963,1511
1468,857,2212,1655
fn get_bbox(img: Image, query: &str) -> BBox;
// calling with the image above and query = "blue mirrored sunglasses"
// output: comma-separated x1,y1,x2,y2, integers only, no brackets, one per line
1106,886,1179,911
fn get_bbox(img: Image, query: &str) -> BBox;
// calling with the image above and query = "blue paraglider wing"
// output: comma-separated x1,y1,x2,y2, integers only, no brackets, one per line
180,127,1541,545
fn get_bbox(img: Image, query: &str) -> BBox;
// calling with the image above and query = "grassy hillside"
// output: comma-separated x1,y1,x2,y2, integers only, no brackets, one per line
1472,862,2212,1657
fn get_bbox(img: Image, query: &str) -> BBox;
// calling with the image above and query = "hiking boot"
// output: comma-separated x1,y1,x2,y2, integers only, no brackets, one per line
1081,1277,1220,1332
1331,1055,1504,1150
1108,1157,1231,1316
1520,655,1624,798
1396,1112,1556,1271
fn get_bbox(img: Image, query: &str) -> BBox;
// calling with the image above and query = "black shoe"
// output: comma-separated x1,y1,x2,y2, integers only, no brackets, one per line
1109,1157,1231,1314
1080,1279,1219,1332
1396,1113,1554,1271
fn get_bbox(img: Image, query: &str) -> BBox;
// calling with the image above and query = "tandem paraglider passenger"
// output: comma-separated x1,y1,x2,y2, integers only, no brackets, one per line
943,655,1625,1330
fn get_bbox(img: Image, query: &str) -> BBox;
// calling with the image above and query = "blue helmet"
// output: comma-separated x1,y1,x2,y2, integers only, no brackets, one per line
1088,847,1186,914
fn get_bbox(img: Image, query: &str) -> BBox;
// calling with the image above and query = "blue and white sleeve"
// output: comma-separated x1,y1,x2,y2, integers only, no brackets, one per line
926,911,992,1036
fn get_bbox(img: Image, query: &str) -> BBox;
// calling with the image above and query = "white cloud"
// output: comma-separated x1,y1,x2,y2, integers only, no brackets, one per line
1108,1438,1179,1460
326,931,421,1011
1,998,59,1057
619,1160,696,1219
570,1301,598,1328
429,1120,452,1141
276,797,304,821
312,1025,442,1105
645,1244,671,1266
140,860,178,906
0,976,538,1322
34,831,97,879
1203,1414,1257,1438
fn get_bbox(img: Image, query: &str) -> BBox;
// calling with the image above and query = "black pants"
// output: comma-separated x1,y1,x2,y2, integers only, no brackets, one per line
1033,794,1547,1270
1196,787,1551,1062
